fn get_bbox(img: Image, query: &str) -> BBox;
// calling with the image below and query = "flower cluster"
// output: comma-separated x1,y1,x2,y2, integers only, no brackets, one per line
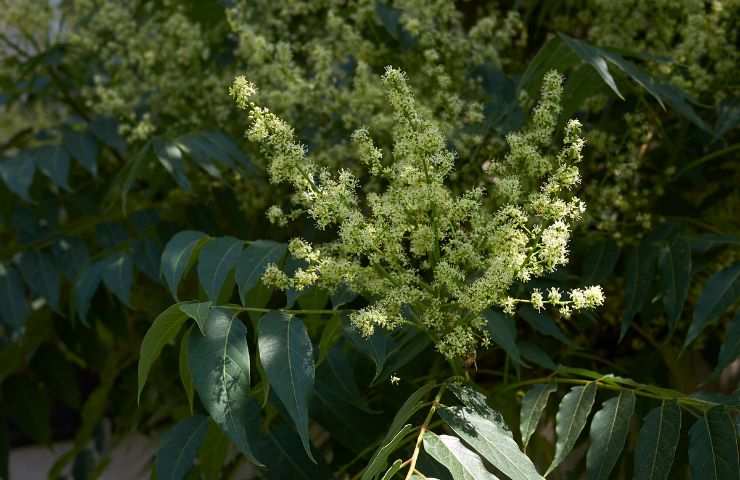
232,68,604,358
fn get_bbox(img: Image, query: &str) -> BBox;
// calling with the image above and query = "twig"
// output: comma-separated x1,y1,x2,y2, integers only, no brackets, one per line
403,384,447,480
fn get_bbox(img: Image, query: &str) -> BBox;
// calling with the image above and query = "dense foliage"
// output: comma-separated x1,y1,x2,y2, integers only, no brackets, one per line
1,1,738,479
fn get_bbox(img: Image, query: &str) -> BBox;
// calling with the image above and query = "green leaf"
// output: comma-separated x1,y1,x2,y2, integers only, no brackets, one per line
688,407,740,480
258,311,316,461
179,326,195,413
518,305,571,345
582,238,620,285
362,424,416,480
197,236,243,301
621,241,658,339
346,322,394,381
0,263,30,331
63,130,98,176
235,240,286,304
100,253,133,306
155,415,208,480
0,152,35,201
715,311,740,375
72,262,102,324
586,391,636,480
179,301,212,334
439,405,543,480
686,262,740,348
322,346,373,412
484,310,520,364
558,34,623,99
5,376,51,444
546,382,597,475
520,384,557,449
659,238,691,332
381,459,405,480
518,37,578,100
633,401,681,480
153,138,190,191
255,424,331,479
519,341,557,370
161,230,208,300
138,303,189,402
423,432,499,480
189,308,260,464
19,250,61,311
198,420,231,480
34,144,70,191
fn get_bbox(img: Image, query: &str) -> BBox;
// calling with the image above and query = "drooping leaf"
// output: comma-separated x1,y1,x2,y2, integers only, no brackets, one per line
179,326,195,413
546,382,597,475
633,401,681,480
100,253,134,305
258,311,316,461
4,376,51,444
381,459,405,480
255,424,331,480
519,341,558,370
235,240,287,303
685,262,740,348
362,424,416,480
346,322,394,381
155,415,208,480
63,130,98,176
53,237,90,282
138,303,189,402
0,152,35,201
72,261,102,324
161,230,208,300
423,432,499,480
688,407,740,480
179,301,212,334
715,311,740,375
484,310,520,365
33,144,70,190
198,420,231,480
189,308,259,464
586,391,636,480
621,241,658,339
448,383,495,421
197,236,243,301
133,238,161,282
153,138,190,191
0,263,30,331
18,249,61,311
659,238,691,332
582,238,620,285
321,346,373,411
518,305,571,345
439,405,543,480
520,384,557,449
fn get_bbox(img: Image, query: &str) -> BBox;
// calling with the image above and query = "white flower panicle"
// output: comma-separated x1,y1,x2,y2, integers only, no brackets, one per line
233,68,604,359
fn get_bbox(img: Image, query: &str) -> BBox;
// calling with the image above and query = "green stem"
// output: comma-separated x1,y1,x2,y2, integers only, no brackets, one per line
218,305,356,316
673,144,740,179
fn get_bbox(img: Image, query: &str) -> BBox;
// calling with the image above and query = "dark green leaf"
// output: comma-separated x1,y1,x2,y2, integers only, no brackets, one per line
381,459,404,480
686,262,740,348
34,144,70,190
581,238,620,285
520,384,557,449
153,138,190,191
0,263,30,331
0,152,35,201
558,34,623,99
633,401,681,480
439,405,543,480
346,323,394,381
235,240,286,304
133,238,161,282
138,303,189,402
586,391,636,480
485,310,520,364
715,311,740,375
63,130,98,176
517,37,578,100
101,253,133,305
5,376,51,443
161,230,208,300
519,341,557,370
197,236,243,301
688,407,739,480
255,424,331,480
156,415,208,480
362,424,416,480
179,301,212,335
660,239,691,332
180,326,195,413
546,382,597,475
258,311,316,461
189,308,259,464
18,249,61,311
72,262,102,324
621,241,658,339
198,420,231,480
518,305,571,345
423,432,498,480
